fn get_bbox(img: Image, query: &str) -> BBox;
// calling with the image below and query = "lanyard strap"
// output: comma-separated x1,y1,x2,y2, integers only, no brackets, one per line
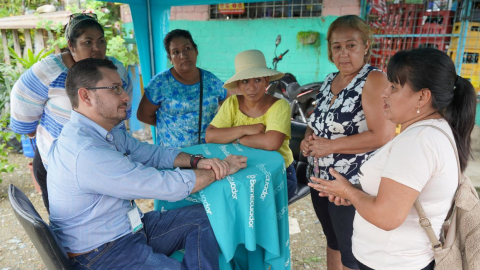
198,69,203,145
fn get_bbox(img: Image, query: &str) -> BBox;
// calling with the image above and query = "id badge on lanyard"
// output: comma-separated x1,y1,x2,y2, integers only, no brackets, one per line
127,200,143,233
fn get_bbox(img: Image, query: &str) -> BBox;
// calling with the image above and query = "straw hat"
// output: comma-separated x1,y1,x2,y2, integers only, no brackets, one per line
223,50,284,91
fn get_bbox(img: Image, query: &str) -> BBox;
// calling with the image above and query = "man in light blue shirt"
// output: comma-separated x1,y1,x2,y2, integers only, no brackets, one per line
47,58,247,270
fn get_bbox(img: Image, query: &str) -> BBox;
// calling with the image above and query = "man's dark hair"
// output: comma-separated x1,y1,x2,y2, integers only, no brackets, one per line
65,58,117,108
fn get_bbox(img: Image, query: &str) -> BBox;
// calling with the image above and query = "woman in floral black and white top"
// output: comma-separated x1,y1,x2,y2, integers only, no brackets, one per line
299,15,396,270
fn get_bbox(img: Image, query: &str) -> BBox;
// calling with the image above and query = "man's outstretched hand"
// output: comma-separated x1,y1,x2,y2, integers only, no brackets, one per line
197,155,247,180
197,158,228,180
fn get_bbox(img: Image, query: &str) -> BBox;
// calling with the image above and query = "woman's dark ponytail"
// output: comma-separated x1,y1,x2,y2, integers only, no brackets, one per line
444,75,476,172
387,48,476,172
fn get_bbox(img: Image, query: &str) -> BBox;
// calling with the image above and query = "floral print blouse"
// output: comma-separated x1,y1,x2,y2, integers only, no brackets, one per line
307,64,381,184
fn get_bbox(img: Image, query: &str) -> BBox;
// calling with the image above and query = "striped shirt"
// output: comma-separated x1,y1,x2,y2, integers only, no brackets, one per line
10,54,132,167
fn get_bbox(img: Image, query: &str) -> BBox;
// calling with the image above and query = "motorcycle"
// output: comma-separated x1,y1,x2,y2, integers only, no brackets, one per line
266,35,323,123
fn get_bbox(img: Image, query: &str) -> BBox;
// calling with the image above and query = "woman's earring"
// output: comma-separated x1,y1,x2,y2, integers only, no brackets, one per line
417,108,420,114
364,51,367,55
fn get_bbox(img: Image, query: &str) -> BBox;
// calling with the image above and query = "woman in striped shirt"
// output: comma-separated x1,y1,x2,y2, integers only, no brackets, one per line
10,13,132,213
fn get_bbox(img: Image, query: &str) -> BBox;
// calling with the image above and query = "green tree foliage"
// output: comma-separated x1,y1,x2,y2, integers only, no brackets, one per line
0,0,139,183
0,112,20,183
9,47,55,69
36,20,68,50
62,1,139,66
0,71,20,184
0,0,24,18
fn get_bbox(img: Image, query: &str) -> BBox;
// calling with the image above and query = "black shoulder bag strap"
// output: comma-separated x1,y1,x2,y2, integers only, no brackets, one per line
198,69,203,144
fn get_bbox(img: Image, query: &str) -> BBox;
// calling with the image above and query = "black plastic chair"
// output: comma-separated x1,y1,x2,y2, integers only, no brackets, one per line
288,120,311,205
8,184,72,270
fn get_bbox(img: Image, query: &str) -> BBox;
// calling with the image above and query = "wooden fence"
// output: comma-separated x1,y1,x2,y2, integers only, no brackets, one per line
0,11,70,65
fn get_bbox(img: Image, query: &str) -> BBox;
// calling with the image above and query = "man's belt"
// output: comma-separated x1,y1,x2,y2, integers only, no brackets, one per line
67,250,94,258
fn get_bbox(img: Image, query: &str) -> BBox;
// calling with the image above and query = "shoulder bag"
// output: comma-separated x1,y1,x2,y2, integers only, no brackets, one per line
413,124,480,270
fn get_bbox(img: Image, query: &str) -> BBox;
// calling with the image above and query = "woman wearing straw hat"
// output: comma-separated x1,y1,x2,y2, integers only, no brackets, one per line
10,13,132,213
205,49,297,200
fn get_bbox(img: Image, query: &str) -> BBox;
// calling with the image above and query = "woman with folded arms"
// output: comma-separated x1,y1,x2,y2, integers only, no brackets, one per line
206,49,297,200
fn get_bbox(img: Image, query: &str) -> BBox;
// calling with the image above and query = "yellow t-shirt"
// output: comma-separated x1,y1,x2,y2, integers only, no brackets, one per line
210,95,294,167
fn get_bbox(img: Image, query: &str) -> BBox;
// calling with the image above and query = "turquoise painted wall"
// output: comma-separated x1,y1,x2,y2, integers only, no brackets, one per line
123,22,135,38
169,17,339,86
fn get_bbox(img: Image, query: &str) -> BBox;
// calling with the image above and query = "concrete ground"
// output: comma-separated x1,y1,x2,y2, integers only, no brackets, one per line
0,125,478,270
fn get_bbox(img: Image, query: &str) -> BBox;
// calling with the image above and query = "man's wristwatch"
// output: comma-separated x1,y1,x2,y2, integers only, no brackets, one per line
190,154,204,169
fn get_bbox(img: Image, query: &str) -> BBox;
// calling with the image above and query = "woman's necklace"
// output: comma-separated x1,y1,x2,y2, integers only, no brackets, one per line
400,111,442,132
420,111,442,121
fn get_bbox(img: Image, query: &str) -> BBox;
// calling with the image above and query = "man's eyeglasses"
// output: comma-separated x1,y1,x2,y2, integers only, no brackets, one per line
69,13,98,22
81,85,126,95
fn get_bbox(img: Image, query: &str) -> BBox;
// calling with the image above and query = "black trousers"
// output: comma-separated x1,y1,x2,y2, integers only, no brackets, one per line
310,188,358,269
33,146,49,213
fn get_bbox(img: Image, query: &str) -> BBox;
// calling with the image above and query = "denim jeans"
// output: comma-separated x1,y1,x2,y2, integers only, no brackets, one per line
286,162,298,201
70,204,219,270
